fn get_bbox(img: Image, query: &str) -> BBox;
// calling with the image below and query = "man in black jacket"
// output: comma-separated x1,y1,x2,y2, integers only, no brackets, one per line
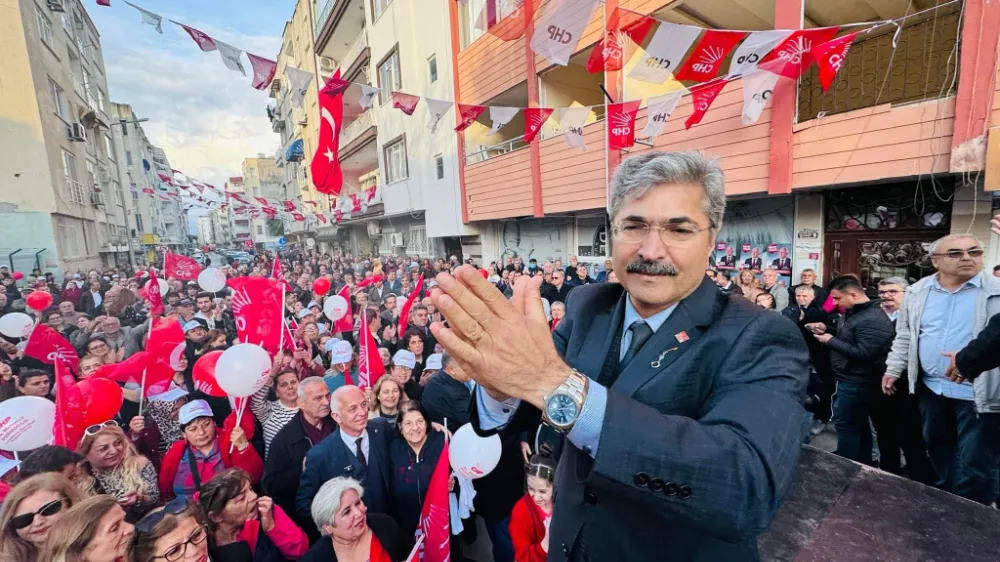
421,353,472,433
947,312,1000,382
813,275,895,465
263,376,335,540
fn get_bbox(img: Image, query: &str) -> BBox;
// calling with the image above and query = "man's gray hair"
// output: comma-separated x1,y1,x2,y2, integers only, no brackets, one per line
608,151,726,230
928,234,984,255
879,277,910,288
794,285,815,295
297,376,326,401
311,477,365,534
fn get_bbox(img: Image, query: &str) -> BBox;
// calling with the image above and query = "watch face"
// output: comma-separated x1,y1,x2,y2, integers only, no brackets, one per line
546,393,578,426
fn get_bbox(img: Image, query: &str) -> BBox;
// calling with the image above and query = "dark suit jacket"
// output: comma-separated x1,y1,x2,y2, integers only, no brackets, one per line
472,277,810,561
719,255,738,268
957,312,1000,379
421,370,472,433
79,291,104,317
771,258,791,272
744,257,763,270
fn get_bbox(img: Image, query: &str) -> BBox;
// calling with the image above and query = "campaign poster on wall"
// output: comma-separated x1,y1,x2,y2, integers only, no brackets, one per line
765,243,793,287
740,243,766,272
714,242,740,271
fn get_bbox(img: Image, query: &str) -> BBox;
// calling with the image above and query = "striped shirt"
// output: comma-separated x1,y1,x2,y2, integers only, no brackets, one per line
249,385,300,456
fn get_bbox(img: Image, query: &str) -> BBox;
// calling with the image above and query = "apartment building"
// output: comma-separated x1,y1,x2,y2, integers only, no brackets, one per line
149,147,189,251
1,0,131,274
196,215,216,246
451,0,1000,285
222,177,253,247
242,155,286,248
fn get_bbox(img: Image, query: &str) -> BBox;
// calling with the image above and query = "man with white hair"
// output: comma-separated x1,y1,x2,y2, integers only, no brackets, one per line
883,233,1000,504
761,268,789,312
296,385,394,521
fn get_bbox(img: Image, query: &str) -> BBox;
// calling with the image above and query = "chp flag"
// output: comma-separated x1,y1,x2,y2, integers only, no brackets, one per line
24,324,80,373
164,252,202,280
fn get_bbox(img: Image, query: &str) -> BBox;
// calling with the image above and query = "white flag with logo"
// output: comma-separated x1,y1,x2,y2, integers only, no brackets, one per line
559,106,591,150
628,23,702,84
215,40,246,75
285,67,313,108
359,85,381,109
729,29,793,77
124,1,163,33
488,106,520,136
424,98,454,133
530,0,601,66
741,70,780,125
641,89,686,139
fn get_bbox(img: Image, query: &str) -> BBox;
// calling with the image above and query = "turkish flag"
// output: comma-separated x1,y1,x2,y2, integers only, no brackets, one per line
311,71,345,195
586,8,656,73
673,30,748,82
417,441,451,562
272,259,293,291
357,309,385,389
147,268,164,316
392,93,421,116
607,100,641,150
164,252,201,280
455,104,486,132
524,107,553,143
812,32,858,92
761,27,840,79
53,361,85,448
685,78,729,129
228,277,283,352
398,275,425,336
332,285,354,334
176,23,217,52
24,324,79,373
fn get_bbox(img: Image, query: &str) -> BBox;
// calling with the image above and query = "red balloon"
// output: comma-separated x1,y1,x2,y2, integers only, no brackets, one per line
479,269,489,279
313,277,331,296
192,350,227,397
75,378,124,426
25,291,53,311
11,272,24,281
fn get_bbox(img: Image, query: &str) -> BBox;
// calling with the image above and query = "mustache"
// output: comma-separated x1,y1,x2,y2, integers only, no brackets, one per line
625,258,679,277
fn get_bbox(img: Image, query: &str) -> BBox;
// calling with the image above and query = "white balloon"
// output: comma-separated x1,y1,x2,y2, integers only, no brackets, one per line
0,396,56,451
198,268,227,293
157,277,170,297
449,424,503,480
215,343,272,397
0,312,34,339
324,295,349,321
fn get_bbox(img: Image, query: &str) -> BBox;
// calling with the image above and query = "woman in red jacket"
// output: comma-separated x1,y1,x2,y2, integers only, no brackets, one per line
509,453,556,562
158,399,263,501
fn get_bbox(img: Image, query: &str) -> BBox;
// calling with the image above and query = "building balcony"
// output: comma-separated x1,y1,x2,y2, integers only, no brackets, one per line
314,0,366,62
339,109,375,152
338,29,369,80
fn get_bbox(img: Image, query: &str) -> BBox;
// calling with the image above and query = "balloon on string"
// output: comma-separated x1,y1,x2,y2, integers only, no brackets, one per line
11,272,24,281
449,423,503,479
25,292,54,311
324,295,349,321
0,312,34,339
198,268,227,293
76,378,124,426
0,396,55,451
215,343,272,397
192,350,227,397
313,277,331,296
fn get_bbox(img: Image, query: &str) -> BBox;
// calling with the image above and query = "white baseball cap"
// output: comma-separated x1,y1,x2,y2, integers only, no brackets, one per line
392,349,416,369
178,399,214,426
330,340,353,364
424,353,442,371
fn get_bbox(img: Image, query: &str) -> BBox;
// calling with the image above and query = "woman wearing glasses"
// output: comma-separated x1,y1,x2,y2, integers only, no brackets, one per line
130,498,209,562
197,468,308,561
0,473,82,561
77,421,161,522
39,495,135,562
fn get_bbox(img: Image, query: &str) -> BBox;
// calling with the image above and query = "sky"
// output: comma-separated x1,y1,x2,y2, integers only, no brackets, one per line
87,0,297,232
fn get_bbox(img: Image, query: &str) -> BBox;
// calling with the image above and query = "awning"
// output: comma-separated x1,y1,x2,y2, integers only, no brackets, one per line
285,138,304,162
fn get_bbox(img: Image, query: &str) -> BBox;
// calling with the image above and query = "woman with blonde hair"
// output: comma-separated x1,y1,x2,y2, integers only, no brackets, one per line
736,269,764,302
368,375,402,423
0,473,82,562
77,421,160,522
38,495,135,562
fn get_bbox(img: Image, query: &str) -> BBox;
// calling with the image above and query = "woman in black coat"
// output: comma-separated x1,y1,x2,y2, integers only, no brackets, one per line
388,401,446,535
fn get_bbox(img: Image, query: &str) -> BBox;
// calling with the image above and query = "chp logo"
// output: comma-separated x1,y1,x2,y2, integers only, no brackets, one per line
689,45,725,74
610,108,634,137
546,25,574,45
777,37,811,65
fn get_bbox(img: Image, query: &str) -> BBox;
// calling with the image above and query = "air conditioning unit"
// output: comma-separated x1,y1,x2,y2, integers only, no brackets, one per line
366,221,381,236
90,191,106,206
319,57,336,74
390,232,405,247
47,0,66,13
68,123,87,142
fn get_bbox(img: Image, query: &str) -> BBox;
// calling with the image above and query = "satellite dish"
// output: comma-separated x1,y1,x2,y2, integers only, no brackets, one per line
306,238,316,247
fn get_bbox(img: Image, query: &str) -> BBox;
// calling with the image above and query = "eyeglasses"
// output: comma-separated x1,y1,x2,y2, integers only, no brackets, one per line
932,248,984,259
877,289,902,296
136,497,188,534
8,499,65,530
152,526,207,561
84,419,118,438
613,220,709,246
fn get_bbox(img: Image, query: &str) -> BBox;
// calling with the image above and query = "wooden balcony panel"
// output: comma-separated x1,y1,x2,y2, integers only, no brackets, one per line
465,149,534,220
458,33,527,104
540,121,606,213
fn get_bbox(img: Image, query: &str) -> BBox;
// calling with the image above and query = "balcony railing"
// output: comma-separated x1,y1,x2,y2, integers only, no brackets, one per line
72,75,86,100
465,135,529,166
339,29,368,74
66,177,87,206
340,109,375,150
315,0,336,38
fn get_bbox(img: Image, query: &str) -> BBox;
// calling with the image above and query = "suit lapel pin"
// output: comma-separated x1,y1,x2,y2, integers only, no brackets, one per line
651,347,679,368
675,331,689,343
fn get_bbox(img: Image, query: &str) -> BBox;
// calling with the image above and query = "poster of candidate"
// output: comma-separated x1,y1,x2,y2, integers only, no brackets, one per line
765,243,793,286
714,242,740,271
740,243,766,272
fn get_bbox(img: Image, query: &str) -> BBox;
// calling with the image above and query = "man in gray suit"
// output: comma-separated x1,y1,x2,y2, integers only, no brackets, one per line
428,151,810,561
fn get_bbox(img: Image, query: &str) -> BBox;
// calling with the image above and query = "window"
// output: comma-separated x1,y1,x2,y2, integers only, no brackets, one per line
82,68,93,96
97,88,106,112
56,217,86,258
428,54,438,83
131,189,138,201
406,224,428,254
247,167,257,178
36,7,53,45
377,48,401,104
113,181,123,205
284,40,294,55
125,150,133,166
61,12,74,38
49,79,66,120
62,150,77,179
105,135,115,161
86,161,96,189
383,137,408,183
63,150,85,205
256,225,263,235
135,212,143,232
435,154,444,180
371,0,394,20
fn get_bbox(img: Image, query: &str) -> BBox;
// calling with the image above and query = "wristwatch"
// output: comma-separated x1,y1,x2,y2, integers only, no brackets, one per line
541,369,589,433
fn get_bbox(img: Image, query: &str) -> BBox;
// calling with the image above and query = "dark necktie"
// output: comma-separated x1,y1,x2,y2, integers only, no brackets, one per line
355,437,367,470
601,321,654,388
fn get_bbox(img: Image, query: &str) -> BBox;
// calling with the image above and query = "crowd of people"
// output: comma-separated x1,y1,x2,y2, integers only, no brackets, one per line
0,191,998,561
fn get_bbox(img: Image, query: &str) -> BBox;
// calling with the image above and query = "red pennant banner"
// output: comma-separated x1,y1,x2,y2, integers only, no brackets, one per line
142,187,154,195
247,53,277,90
164,252,202,281
177,22,217,52
291,212,306,222
357,309,385,389
271,258,293,291
254,196,269,206
417,441,452,562
685,79,729,129
315,212,328,224
392,92,421,116
282,200,297,212
350,194,362,213
97,0,111,6
227,276,283,353
673,30,748,82
607,100,642,150
812,32,858,92
586,8,656,73
398,275,425,336
147,267,164,316
24,324,80,373
485,0,538,41
335,210,343,223
524,107,554,143
157,172,172,183
332,285,354,334
312,71,345,196
455,104,486,132
761,27,840,79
